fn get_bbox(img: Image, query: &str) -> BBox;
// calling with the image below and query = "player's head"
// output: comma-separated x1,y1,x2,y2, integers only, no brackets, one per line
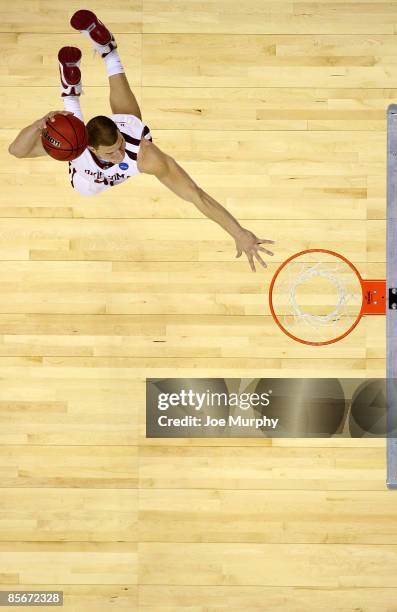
86,115,125,163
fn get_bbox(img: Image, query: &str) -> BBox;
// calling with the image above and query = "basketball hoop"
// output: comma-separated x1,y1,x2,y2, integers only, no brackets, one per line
269,249,386,346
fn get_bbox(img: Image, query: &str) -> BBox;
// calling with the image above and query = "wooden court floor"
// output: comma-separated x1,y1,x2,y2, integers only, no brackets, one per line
1,1,397,610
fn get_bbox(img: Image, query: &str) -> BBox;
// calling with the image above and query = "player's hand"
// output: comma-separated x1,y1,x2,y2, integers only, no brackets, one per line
36,111,74,131
234,228,275,272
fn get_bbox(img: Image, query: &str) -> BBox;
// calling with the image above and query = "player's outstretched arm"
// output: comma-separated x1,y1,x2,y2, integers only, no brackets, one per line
137,139,275,272
8,111,73,159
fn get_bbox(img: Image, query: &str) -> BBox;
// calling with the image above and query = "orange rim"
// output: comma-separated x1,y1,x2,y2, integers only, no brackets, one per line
268,248,365,346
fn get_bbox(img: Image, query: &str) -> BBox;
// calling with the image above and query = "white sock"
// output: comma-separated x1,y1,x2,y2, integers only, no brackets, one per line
63,96,84,122
104,50,124,77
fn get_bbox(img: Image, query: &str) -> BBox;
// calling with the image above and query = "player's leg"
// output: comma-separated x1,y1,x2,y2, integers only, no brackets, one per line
70,10,142,119
58,46,84,121
58,47,91,196
108,73,142,120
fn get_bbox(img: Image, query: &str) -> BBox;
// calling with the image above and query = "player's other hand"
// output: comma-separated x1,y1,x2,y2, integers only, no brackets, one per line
234,228,275,272
36,111,74,131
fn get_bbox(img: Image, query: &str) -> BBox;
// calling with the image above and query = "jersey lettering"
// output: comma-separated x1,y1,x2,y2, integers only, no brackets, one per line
85,169,126,182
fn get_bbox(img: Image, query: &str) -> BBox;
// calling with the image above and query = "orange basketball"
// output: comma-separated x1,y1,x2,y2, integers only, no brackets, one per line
41,114,88,161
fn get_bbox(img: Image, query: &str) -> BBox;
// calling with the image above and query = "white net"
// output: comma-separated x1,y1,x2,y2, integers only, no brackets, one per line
271,252,363,344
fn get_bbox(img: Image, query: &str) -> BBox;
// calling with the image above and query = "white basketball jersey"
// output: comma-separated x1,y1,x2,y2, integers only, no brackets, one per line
68,113,153,196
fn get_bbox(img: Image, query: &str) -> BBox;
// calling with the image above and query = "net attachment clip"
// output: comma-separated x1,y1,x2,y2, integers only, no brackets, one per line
390,287,397,311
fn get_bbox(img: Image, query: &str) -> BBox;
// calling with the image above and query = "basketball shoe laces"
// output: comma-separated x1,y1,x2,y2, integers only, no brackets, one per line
85,20,112,59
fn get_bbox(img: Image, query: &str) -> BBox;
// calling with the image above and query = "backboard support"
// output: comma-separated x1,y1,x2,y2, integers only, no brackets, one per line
386,104,397,489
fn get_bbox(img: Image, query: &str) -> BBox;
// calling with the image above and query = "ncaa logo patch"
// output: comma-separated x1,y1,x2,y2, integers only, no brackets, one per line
119,162,129,170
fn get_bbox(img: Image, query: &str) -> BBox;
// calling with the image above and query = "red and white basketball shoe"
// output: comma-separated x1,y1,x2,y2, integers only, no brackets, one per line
58,46,82,97
70,10,117,58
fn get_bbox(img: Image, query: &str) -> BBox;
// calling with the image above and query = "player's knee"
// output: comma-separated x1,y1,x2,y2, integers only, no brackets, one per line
112,106,142,121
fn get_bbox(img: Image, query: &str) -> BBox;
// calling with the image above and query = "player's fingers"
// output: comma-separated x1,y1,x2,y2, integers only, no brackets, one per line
258,239,275,245
47,111,72,123
254,252,267,268
247,253,256,272
257,247,274,256
235,247,243,258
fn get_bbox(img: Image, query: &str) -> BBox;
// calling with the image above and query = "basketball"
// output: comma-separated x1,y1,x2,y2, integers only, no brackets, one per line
41,113,88,161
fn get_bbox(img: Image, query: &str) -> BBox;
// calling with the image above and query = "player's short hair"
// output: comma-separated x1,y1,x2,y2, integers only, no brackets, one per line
86,115,118,148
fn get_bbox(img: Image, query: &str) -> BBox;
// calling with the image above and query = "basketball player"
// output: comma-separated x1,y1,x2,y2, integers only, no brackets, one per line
8,10,274,272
